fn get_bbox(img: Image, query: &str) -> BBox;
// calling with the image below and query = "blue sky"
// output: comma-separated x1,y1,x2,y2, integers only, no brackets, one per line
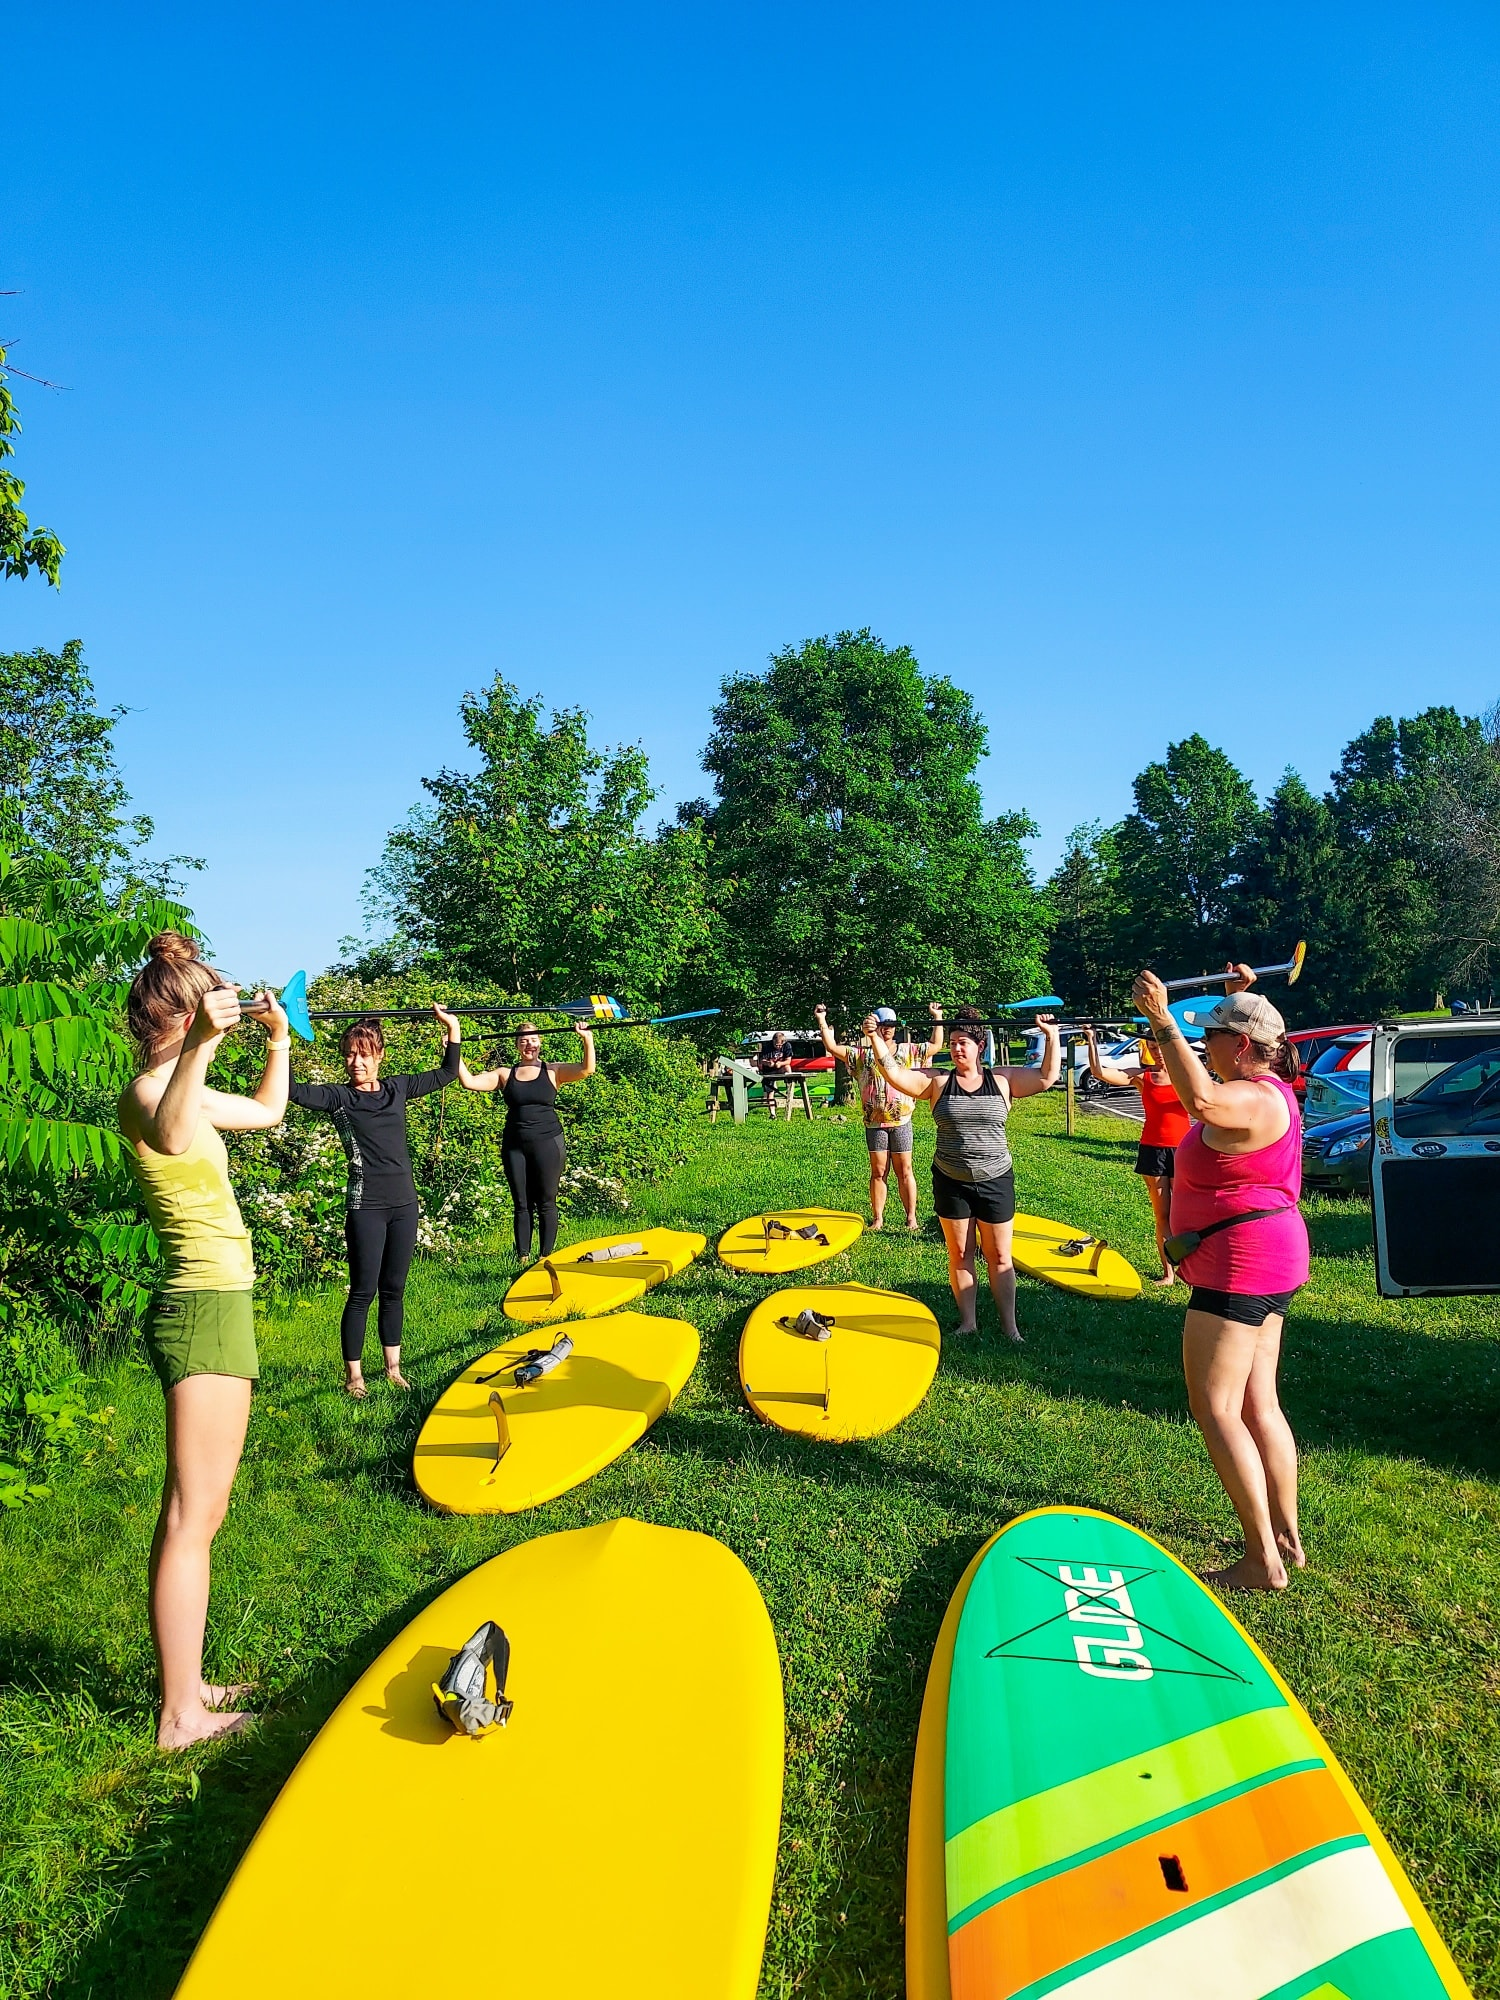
5,5,1499,979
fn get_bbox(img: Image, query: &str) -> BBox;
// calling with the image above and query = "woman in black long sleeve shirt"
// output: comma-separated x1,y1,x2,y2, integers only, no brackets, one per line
288,1005,461,1395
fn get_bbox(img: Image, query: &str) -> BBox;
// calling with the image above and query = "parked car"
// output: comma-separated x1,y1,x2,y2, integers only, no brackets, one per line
1302,1038,1500,1195
1287,1023,1370,1100
1302,1108,1373,1193
1303,1030,1497,1128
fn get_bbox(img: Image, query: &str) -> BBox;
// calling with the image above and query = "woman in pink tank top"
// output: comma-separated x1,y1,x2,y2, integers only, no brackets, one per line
1134,963,1311,1594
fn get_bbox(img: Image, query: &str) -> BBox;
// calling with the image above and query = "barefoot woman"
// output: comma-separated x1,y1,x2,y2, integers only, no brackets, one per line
458,1021,596,1260
872,1006,1060,1340
287,1006,462,1396
1084,1026,1192,1284
120,933,289,1748
813,1002,943,1230
1133,965,1309,1591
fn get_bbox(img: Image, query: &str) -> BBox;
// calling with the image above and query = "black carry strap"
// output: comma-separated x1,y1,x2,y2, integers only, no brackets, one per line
577,1241,644,1263
1164,1206,1294,1267
432,1620,513,1736
764,1218,831,1247
776,1307,835,1341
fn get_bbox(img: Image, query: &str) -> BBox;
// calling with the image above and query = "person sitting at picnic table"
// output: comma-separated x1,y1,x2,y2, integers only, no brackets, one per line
757,1032,795,1117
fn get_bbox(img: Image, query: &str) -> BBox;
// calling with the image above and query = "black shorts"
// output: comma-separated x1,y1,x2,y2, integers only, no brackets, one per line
1186,1287,1298,1328
932,1163,1016,1225
1135,1144,1176,1179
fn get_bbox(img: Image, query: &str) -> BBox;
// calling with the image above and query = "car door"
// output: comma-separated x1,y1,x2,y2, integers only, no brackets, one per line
1370,1019,1500,1297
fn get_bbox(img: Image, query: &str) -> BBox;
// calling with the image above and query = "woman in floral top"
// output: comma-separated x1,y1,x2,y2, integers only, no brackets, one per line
814,1003,943,1229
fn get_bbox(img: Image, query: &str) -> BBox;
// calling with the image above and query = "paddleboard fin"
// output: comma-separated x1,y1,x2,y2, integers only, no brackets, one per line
543,1258,562,1301
484,1391,513,1480
432,1620,513,1737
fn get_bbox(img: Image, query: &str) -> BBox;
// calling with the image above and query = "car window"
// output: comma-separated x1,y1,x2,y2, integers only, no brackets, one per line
1311,1038,1367,1074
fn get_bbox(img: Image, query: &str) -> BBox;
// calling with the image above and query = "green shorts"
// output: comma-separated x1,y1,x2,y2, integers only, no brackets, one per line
145,1289,259,1391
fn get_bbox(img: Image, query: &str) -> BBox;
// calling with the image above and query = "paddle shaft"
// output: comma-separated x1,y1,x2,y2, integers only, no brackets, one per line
1161,947,1305,995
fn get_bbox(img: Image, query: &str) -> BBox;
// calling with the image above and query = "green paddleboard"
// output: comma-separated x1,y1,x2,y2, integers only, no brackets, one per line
907,1507,1471,2000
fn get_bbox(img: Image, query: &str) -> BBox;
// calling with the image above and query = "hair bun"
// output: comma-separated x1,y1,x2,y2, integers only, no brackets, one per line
147,930,200,965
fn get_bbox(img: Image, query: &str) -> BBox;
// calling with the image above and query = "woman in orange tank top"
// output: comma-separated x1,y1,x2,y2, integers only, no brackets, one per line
1084,1027,1193,1285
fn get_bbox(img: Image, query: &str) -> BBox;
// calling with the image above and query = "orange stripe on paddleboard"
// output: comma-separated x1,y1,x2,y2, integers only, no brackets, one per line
949,1765,1361,1999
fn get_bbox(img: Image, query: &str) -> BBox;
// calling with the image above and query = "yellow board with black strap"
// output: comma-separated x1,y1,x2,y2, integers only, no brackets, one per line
174,1519,785,2000
502,1228,706,1324
1011,1212,1142,1302
413,1311,700,1514
718,1207,864,1274
739,1282,939,1440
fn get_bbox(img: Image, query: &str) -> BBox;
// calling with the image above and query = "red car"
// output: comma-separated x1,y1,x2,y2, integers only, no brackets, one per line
1286,1025,1372,1099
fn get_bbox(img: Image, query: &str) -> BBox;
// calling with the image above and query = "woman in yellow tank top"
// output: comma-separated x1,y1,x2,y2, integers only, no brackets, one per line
119,933,289,1751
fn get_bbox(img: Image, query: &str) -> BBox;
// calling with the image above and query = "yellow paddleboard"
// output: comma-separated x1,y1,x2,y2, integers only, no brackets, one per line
739,1282,940,1440
175,1520,784,2000
413,1311,700,1514
1011,1212,1141,1301
502,1227,706,1323
718,1206,864,1274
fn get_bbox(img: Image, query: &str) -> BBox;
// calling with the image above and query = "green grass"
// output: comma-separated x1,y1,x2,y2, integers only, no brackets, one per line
3,1094,1499,1997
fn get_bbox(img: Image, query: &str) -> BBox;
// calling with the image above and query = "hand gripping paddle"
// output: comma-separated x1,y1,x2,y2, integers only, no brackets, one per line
238,970,313,1042
1161,941,1307,995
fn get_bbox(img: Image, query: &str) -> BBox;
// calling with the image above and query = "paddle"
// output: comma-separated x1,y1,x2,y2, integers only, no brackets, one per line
238,970,314,1042
305,999,720,1031
1161,941,1307,995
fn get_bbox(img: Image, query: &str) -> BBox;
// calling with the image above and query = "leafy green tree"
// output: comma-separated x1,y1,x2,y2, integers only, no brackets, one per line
1045,821,1129,1016
1227,772,1343,1021
693,630,1049,1034
0,347,63,587
0,641,157,874
1323,706,1486,1015
364,675,713,1002
1418,702,1500,1001
1114,735,1259,975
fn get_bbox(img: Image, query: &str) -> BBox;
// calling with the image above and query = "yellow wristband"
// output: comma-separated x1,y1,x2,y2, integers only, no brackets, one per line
267,1037,291,1051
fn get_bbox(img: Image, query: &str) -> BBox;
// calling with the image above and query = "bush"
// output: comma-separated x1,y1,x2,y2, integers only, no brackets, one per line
214,971,704,1286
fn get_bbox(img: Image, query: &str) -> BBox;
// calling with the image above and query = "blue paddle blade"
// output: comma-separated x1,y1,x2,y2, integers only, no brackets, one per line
998,993,1063,1012
279,970,314,1042
1134,999,1205,1041
647,1008,721,1025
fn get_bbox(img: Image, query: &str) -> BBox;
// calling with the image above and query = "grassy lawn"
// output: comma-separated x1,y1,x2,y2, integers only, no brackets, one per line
3,1092,1499,1997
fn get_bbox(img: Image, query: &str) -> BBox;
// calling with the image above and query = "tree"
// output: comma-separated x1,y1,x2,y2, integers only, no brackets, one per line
693,630,1049,1032
1227,772,1343,1021
1114,735,1259,974
1046,821,1129,1016
363,675,713,1001
0,347,64,587
1413,701,1500,1003
0,642,154,874
1323,706,1486,1015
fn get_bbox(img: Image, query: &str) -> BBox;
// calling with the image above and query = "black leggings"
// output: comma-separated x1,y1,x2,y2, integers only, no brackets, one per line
503,1134,566,1259
341,1203,420,1362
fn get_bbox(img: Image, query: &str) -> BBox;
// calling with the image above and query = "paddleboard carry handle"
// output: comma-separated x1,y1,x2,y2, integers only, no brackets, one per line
432,1620,513,1737
777,1308,835,1341
577,1241,645,1263
512,1333,574,1387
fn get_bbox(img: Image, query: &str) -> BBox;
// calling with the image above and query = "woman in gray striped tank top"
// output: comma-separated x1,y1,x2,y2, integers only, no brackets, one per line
873,1006,1060,1341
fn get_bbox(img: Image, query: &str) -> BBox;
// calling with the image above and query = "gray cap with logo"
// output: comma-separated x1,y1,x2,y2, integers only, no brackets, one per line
1196,990,1286,1043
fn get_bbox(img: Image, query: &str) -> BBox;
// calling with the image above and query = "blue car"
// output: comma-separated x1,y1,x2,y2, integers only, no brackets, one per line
1302,1109,1372,1193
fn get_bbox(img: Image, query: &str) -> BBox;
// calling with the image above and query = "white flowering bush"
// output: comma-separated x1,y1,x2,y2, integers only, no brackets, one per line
559,1166,630,1216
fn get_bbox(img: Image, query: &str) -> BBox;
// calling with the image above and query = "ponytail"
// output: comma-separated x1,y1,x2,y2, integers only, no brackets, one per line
1251,1033,1300,1082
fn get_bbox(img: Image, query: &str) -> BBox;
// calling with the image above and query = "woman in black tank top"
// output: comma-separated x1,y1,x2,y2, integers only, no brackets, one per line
458,1021,596,1258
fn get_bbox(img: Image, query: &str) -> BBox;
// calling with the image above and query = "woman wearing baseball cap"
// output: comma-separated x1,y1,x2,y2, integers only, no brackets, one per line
1132,962,1309,1593
813,1003,942,1229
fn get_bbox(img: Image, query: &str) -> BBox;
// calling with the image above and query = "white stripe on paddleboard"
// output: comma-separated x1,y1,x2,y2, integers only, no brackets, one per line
1041,1845,1410,1999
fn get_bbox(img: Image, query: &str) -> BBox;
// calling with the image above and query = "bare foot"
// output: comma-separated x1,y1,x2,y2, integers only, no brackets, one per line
158,1707,254,1752
1002,1330,1024,1346
1204,1555,1288,1593
906,1220,920,1232
1151,1269,1177,1288
385,1369,412,1390
201,1682,250,1709
953,1321,978,1336
1277,1531,1307,1570
345,1377,367,1400
869,1221,884,1232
